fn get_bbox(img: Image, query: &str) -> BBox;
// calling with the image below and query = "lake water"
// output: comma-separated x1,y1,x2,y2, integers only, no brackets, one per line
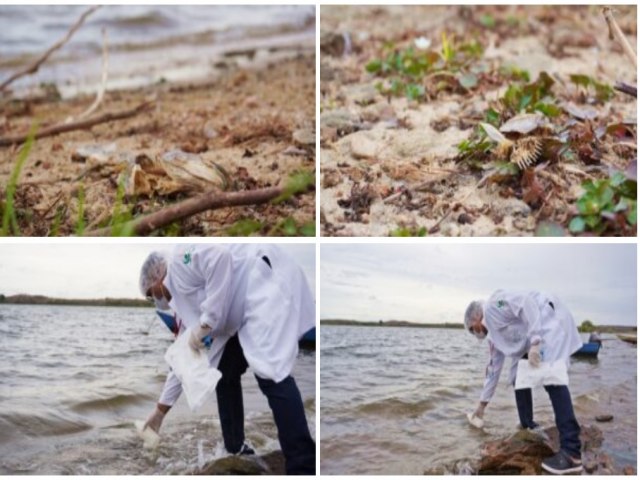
320,325,636,475
0,5,315,96
0,304,316,474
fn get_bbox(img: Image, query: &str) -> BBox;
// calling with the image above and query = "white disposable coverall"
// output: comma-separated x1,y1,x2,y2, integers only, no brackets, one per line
479,290,582,403
158,244,315,406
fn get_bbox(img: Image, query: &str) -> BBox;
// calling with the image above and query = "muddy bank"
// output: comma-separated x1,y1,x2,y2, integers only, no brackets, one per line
320,5,636,236
0,49,315,236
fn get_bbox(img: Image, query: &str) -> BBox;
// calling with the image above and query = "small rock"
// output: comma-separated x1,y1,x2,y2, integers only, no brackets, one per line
320,31,346,56
71,143,118,164
349,134,378,160
322,169,341,189
344,84,378,106
457,213,474,225
292,128,315,147
320,109,361,135
595,414,613,422
202,121,218,139
584,460,598,473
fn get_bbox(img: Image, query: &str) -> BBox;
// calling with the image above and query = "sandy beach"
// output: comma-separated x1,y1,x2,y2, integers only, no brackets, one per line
0,6,315,236
320,5,636,236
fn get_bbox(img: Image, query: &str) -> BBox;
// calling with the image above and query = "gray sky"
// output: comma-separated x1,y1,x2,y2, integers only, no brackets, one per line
320,243,636,326
0,243,315,299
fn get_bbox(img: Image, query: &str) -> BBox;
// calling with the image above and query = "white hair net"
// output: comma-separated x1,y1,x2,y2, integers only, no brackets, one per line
139,251,168,296
464,300,484,332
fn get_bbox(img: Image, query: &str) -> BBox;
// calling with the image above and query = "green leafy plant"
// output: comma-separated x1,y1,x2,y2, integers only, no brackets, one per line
109,178,136,237
226,218,263,236
365,34,484,101
1,124,36,236
269,217,315,236
274,170,315,203
501,71,559,117
390,225,427,237
74,185,86,236
569,171,637,235
569,74,614,103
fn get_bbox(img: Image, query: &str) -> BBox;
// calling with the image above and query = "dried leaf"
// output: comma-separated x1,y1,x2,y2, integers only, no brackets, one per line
499,112,545,134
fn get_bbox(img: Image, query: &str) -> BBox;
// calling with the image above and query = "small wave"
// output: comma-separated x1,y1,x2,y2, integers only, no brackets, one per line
70,393,151,413
100,10,176,29
355,397,435,417
0,411,91,441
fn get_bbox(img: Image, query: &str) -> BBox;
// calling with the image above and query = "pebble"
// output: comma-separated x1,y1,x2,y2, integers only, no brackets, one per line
595,414,613,422
349,134,378,159
292,129,315,147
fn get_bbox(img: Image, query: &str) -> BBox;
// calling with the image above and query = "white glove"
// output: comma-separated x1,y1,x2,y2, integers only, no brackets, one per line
528,342,541,368
189,324,213,352
143,407,165,433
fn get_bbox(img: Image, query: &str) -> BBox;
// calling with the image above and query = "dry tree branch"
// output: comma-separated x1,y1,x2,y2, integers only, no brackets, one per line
0,5,101,92
602,7,637,69
82,186,287,236
75,28,109,120
0,101,154,147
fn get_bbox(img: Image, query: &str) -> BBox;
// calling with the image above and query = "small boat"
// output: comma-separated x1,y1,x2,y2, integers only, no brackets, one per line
617,334,637,345
572,342,601,357
299,327,316,349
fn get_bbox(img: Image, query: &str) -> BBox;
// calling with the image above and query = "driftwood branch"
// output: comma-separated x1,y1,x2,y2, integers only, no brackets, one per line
0,6,100,92
75,28,109,120
0,101,154,147
602,7,637,69
83,186,286,236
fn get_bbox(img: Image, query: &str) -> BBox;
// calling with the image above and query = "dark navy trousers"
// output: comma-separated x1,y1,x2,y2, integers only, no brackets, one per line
515,385,581,458
216,334,316,474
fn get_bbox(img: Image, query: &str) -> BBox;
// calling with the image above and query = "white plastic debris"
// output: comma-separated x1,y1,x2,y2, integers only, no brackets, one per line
515,359,569,390
164,329,222,412
466,412,485,429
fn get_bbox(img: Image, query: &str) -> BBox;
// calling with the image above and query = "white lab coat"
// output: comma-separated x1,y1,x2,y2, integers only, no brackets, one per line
479,290,582,403
158,244,315,406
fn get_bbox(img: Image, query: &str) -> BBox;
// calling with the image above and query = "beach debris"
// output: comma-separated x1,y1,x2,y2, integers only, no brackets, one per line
499,113,546,135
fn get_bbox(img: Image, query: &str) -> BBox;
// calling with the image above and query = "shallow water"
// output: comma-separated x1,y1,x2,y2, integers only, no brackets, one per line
320,326,636,475
0,304,315,474
0,5,315,96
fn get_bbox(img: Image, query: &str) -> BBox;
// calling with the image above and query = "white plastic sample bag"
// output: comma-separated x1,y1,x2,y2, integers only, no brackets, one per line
514,359,569,390
164,329,222,412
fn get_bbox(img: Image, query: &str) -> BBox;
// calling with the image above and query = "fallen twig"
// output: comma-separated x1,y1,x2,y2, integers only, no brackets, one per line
602,7,637,69
82,186,286,236
0,6,100,92
0,101,154,147
75,28,109,120
614,81,637,98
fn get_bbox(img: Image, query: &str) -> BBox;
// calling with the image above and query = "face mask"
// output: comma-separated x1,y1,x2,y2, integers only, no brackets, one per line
473,329,487,340
154,296,171,311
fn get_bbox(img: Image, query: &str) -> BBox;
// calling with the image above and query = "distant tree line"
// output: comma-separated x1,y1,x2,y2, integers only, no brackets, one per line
0,294,150,308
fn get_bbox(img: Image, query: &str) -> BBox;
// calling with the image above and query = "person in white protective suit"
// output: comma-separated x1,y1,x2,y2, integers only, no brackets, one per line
139,244,316,475
464,290,584,475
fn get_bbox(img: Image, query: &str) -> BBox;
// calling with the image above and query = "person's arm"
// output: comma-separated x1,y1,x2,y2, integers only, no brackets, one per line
478,341,505,411
158,369,183,406
194,247,234,336
519,294,543,346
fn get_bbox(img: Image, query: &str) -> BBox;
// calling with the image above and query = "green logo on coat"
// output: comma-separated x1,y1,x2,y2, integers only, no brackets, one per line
497,300,505,308
183,252,192,265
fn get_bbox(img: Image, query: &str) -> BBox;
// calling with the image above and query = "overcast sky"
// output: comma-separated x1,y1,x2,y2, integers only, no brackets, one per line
321,243,636,326
0,243,315,299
